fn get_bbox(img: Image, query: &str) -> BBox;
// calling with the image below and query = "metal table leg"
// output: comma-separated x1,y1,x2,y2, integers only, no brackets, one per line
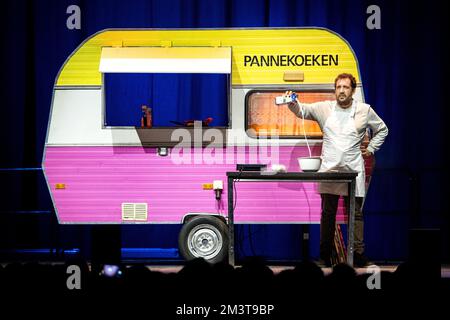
227,177,235,266
347,178,356,267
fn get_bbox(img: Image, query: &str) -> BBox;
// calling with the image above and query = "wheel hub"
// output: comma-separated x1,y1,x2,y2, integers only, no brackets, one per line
188,224,223,259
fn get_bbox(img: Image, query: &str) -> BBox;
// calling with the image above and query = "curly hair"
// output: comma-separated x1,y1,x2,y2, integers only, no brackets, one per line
334,73,357,90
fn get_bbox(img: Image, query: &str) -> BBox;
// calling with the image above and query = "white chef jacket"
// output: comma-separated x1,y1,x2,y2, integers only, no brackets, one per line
288,99,388,197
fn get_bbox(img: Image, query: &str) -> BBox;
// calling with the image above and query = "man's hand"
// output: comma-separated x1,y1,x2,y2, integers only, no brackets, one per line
360,145,373,157
285,90,297,108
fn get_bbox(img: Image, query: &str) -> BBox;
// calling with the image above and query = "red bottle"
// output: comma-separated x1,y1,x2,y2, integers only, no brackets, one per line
141,105,152,128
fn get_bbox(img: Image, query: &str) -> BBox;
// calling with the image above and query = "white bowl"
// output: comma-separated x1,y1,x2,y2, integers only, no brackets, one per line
298,157,321,172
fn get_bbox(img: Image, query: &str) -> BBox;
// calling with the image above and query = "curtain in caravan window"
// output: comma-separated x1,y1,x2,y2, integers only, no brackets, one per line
246,91,334,138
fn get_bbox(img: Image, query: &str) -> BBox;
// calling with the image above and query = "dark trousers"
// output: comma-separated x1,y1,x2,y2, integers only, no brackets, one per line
320,193,364,260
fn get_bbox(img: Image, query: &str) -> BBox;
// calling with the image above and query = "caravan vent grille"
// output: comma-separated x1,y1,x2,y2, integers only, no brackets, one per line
134,203,148,221
121,203,148,221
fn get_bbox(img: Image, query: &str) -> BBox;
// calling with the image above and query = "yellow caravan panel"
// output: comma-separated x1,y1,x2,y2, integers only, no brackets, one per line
56,28,360,86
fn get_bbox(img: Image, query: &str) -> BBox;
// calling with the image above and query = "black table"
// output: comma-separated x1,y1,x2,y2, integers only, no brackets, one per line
226,171,358,267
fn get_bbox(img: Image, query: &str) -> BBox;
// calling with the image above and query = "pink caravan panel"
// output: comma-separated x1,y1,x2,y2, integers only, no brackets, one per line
43,146,347,224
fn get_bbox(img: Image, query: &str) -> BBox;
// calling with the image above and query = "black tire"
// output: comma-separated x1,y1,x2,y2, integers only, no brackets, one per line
178,215,229,264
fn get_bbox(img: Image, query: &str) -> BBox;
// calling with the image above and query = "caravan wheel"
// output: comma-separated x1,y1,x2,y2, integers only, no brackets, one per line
178,216,228,264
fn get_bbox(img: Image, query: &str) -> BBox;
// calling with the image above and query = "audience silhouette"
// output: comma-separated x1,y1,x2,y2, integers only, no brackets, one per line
0,256,446,316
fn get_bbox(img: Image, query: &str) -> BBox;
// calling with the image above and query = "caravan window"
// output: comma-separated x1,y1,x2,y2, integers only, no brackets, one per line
245,91,335,138
104,73,229,128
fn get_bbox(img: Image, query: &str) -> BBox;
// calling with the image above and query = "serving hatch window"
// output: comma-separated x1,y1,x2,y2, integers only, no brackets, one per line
104,73,228,127
246,91,336,138
100,46,231,128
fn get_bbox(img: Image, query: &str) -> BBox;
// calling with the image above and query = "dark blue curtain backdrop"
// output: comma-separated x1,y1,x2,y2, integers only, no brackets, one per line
104,73,228,127
0,0,448,263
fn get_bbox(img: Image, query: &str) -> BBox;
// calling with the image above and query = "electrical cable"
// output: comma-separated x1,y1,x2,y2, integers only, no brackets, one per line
233,167,243,212
296,97,312,158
